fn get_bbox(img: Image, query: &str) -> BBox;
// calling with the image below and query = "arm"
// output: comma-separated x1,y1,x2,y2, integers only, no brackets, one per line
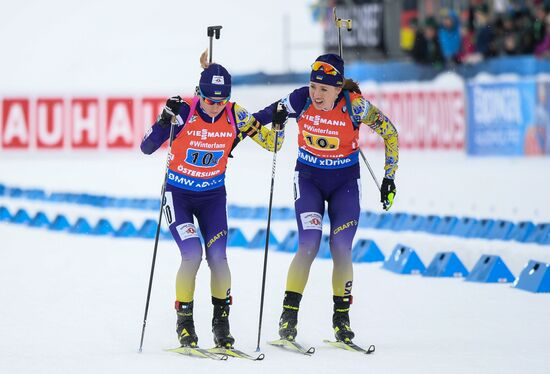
354,96,399,210
233,103,284,152
140,123,172,155
140,96,189,155
252,86,310,125
353,96,399,179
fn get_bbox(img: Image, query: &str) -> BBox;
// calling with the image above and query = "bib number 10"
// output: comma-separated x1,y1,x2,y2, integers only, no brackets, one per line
185,149,224,168
302,130,340,151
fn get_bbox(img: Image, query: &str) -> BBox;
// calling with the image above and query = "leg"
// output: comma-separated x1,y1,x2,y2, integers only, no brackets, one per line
195,188,231,301
279,173,324,340
164,188,202,346
327,178,360,342
165,190,203,303
327,178,360,297
194,188,234,347
285,173,325,294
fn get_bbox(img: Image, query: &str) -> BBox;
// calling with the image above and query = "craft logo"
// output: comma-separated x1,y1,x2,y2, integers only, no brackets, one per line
333,220,358,235
206,229,227,248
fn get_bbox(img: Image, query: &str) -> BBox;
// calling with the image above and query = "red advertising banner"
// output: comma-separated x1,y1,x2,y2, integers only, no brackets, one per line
0,90,465,151
70,98,100,149
2,98,30,149
360,90,465,150
106,98,134,149
0,96,167,151
36,98,64,149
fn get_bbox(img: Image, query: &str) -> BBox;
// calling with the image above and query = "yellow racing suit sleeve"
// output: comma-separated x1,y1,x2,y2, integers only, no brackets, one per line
352,96,399,179
233,103,284,152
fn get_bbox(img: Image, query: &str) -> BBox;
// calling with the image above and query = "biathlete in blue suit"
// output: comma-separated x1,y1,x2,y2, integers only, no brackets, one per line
253,54,399,343
141,53,284,349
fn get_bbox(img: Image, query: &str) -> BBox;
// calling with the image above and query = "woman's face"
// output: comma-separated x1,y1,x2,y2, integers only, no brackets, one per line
199,96,228,117
309,82,342,111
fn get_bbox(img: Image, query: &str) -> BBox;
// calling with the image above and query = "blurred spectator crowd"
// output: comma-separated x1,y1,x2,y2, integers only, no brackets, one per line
408,0,550,68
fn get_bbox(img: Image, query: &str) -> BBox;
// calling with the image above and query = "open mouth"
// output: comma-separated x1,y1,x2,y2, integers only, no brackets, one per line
313,99,324,106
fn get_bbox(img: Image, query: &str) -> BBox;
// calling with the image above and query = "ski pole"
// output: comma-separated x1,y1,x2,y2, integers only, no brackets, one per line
255,104,284,352
138,116,177,353
140,25,225,352
333,7,381,192
207,26,222,64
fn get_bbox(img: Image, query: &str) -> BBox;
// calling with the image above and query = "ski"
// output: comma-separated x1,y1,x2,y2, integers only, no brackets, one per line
323,340,375,354
207,347,265,361
166,346,228,360
268,339,315,355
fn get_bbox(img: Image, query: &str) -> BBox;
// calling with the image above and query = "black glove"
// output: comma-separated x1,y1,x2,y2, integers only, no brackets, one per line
272,101,288,131
380,177,396,211
159,96,186,128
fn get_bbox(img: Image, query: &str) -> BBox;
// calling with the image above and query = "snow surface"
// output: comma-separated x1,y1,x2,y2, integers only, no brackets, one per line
2,1,550,373
2,146,550,374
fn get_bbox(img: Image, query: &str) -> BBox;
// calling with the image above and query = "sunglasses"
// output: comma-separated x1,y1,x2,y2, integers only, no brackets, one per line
311,61,341,76
198,88,230,105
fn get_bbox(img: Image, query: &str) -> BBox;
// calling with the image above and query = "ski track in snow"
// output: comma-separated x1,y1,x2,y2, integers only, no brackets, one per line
1,225,550,374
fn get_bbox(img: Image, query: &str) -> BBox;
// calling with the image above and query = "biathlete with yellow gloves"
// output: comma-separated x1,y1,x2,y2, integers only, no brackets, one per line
252,54,399,344
140,57,284,349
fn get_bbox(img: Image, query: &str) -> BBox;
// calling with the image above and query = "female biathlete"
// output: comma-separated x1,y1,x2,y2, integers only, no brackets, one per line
252,53,399,344
141,56,284,349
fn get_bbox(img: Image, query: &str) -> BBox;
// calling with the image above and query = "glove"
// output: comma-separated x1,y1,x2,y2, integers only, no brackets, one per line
272,101,288,131
158,96,186,128
380,177,396,211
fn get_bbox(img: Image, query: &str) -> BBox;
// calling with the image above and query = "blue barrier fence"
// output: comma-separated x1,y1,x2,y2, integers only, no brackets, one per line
1,183,549,245
513,260,550,293
2,203,549,293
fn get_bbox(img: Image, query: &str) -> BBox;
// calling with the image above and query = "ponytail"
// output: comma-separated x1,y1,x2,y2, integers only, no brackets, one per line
342,78,361,94
200,49,210,69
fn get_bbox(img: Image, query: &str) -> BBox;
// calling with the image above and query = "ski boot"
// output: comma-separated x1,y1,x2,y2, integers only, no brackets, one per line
175,301,198,347
278,291,302,341
332,295,355,343
212,297,235,348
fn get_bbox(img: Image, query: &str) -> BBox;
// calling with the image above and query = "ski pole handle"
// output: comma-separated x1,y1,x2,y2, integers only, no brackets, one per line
207,25,222,38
